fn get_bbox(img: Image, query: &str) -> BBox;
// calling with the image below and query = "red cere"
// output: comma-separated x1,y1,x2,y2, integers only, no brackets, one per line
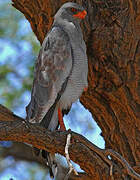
73,10,87,19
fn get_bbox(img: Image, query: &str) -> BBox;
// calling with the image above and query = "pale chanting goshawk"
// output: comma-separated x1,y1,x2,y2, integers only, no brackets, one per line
26,2,88,178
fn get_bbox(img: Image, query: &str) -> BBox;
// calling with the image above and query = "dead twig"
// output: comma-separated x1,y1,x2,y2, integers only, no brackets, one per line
64,133,78,180
0,104,140,179
105,149,140,180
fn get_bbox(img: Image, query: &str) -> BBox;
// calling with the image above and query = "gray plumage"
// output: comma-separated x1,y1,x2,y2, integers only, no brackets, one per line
26,2,88,178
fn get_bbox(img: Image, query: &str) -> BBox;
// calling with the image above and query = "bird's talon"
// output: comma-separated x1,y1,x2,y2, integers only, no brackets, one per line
84,87,88,92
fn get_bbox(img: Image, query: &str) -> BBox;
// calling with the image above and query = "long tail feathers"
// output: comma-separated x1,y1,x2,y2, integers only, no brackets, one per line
32,105,70,178
42,151,57,178
33,106,59,178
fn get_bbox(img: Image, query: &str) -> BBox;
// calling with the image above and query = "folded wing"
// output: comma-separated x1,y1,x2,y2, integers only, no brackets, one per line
26,27,72,123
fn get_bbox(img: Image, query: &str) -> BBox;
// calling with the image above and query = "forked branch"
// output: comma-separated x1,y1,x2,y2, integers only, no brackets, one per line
0,104,140,180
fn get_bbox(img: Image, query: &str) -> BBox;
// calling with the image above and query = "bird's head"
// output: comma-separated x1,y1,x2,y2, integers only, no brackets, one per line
54,2,87,23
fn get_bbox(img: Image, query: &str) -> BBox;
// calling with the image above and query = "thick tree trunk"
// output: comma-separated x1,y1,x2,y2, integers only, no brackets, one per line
7,0,140,179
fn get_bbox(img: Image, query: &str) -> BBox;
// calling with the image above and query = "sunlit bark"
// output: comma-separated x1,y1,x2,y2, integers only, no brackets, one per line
1,0,139,179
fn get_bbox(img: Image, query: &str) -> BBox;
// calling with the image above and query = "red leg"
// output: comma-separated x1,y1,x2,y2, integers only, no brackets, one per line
58,107,66,131
84,86,88,92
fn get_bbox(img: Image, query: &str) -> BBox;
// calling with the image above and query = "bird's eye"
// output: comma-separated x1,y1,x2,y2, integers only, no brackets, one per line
71,8,78,12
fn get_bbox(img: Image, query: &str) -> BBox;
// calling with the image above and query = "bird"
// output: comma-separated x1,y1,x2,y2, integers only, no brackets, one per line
26,2,88,178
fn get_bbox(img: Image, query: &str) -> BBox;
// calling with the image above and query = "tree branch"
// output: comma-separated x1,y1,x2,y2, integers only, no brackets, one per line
0,142,44,165
0,104,140,179
2,0,140,179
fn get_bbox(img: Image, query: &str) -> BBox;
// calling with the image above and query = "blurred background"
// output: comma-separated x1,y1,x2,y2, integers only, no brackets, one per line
0,0,104,179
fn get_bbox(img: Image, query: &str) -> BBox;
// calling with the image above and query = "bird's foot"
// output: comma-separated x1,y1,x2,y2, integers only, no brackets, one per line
59,125,66,131
84,86,88,92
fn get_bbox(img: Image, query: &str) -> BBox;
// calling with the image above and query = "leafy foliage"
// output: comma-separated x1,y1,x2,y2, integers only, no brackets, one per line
0,1,101,179
0,0,40,111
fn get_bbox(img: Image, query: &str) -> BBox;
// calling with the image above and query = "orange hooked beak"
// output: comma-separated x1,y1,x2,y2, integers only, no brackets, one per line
73,10,87,19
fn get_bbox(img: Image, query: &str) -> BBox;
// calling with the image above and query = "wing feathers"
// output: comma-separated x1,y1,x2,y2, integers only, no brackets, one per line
26,27,72,123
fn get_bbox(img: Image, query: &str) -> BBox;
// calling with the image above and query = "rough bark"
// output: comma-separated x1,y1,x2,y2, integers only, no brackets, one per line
0,142,45,165
0,0,139,179
0,104,140,179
